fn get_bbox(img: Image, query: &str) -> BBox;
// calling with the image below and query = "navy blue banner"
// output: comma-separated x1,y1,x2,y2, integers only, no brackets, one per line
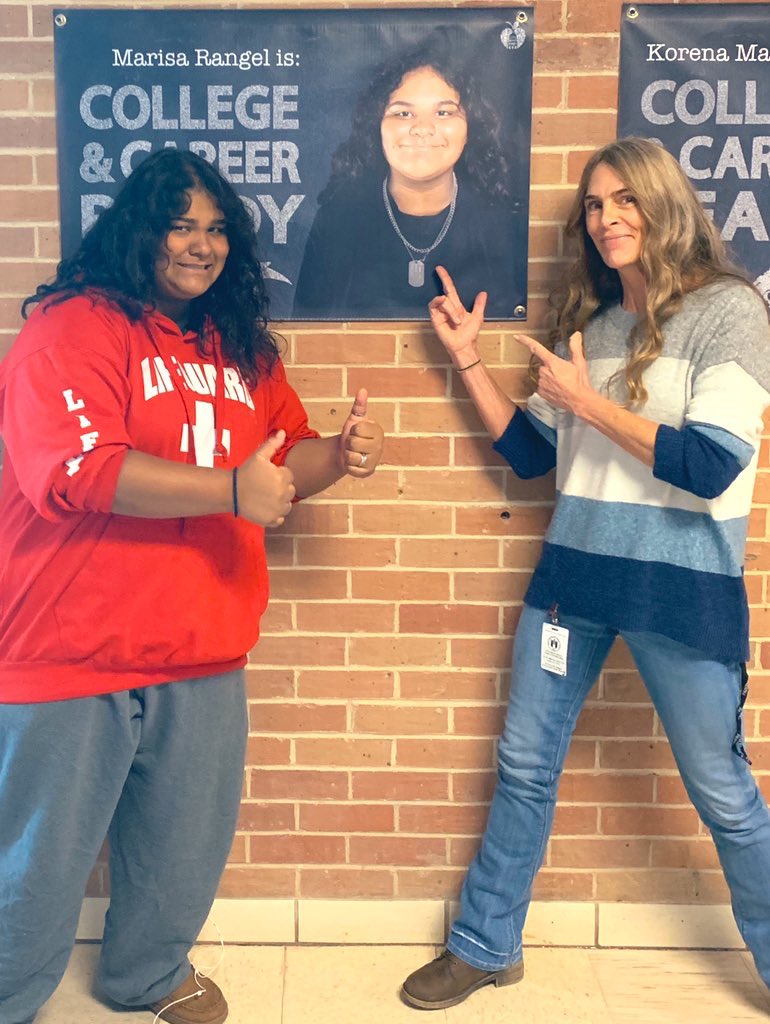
618,3,770,307
54,7,532,322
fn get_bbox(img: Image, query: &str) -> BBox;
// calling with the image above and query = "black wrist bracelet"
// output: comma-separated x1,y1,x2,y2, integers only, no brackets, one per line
232,466,239,518
456,358,482,372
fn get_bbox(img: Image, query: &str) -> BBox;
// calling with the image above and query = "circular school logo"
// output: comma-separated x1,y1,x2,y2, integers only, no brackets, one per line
548,636,561,652
500,22,526,50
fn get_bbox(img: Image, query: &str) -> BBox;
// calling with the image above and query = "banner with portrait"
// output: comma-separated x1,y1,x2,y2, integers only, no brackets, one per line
618,3,770,306
54,7,533,322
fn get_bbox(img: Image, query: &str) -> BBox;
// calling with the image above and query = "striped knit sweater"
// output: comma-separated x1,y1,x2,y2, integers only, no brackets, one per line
494,280,770,663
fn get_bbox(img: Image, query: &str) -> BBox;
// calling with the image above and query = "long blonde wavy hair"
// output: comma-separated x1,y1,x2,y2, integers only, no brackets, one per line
548,137,754,406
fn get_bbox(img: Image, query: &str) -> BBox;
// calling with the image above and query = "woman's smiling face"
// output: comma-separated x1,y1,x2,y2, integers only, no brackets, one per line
380,66,468,187
152,188,230,321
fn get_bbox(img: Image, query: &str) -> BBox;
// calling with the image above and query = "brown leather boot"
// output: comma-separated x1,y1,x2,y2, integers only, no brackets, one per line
148,968,228,1024
401,949,524,1010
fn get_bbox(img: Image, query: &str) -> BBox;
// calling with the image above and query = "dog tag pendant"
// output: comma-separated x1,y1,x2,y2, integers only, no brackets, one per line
408,259,425,288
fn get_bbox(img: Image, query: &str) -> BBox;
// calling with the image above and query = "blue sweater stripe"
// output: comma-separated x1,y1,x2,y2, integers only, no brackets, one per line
493,407,556,479
545,494,748,576
525,542,749,663
653,424,746,499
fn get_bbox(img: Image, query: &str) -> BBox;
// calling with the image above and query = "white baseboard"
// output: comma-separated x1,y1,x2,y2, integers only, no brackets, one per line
76,898,745,951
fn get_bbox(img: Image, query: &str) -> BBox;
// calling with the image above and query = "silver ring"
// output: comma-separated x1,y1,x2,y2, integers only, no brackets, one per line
358,452,368,467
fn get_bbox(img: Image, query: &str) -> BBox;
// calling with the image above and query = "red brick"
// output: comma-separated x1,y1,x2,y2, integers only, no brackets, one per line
298,670,395,700
296,602,395,634
248,769,348,800
453,705,506,737
532,76,562,109
596,869,728,903
0,81,28,111
0,227,34,258
602,806,700,837
245,668,294,699
352,504,452,536
450,637,515,670
399,603,500,636
399,803,488,835
400,538,500,569
399,670,498,702
249,834,345,864
349,836,446,866
251,635,346,667
248,702,347,733
294,332,396,364
382,435,451,467
237,802,295,831
278,501,348,535
0,187,58,221
396,869,464,898
295,737,392,768
535,36,619,73
559,772,654,804
351,770,449,801
0,5,29,34
296,535,396,567
300,803,394,832
568,75,618,110
550,837,650,868
532,871,595,900
397,737,494,770
552,805,599,835
650,838,720,870
350,635,447,668
300,868,395,897
566,0,624,33
353,703,447,735
269,569,346,600
245,737,291,767
349,365,447,398
351,569,450,601
218,867,295,897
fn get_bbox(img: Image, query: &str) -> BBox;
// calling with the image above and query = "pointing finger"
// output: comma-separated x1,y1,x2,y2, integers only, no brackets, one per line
514,334,554,364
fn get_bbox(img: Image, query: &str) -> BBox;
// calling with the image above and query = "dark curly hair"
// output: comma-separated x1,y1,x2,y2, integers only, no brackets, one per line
320,28,510,204
23,148,278,386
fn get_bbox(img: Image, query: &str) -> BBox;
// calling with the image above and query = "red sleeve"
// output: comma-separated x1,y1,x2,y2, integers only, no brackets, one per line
1,299,132,521
261,358,319,467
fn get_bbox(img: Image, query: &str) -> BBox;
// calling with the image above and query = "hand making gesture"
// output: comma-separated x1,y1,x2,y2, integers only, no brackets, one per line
338,388,385,478
515,331,596,417
428,266,487,369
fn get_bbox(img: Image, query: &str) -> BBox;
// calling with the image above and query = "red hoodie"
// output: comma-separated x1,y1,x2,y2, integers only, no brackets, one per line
0,293,318,702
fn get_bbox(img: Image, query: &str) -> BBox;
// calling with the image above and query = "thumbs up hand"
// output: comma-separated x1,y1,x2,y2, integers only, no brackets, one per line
339,388,384,478
237,430,296,527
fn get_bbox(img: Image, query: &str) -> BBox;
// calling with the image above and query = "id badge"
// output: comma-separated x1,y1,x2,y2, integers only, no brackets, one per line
541,623,569,676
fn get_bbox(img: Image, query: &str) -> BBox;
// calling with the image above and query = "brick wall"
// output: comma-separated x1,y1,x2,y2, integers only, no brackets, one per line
1,0,769,908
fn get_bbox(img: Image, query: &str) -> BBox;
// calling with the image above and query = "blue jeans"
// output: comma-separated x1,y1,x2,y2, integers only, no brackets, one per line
0,671,247,1024
447,604,770,987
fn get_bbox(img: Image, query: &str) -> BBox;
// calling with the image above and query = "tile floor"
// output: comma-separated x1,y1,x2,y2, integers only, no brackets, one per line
37,943,770,1023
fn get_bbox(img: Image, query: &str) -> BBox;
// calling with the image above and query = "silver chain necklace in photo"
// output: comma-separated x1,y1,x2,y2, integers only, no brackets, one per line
382,174,458,288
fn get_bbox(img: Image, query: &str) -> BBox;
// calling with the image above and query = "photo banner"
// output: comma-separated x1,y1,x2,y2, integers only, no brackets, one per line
53,7,533,322
618,3,770,305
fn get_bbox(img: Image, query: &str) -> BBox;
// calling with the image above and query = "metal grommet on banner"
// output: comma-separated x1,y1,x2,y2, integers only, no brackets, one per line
516,11,528,23
514,304,527,318
54,13,67,27
626,6,639,18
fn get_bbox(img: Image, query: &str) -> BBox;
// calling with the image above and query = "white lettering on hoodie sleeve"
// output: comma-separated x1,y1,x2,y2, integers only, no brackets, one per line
60,388,100,472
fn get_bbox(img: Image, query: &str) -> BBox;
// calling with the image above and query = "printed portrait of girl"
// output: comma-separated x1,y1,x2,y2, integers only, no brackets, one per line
293,28,526,320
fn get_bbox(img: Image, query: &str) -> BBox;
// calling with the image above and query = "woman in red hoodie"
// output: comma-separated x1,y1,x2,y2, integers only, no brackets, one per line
0,149,383,1024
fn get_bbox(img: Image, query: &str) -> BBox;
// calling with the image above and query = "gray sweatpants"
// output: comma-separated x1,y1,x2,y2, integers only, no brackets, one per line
0,670,247,1024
